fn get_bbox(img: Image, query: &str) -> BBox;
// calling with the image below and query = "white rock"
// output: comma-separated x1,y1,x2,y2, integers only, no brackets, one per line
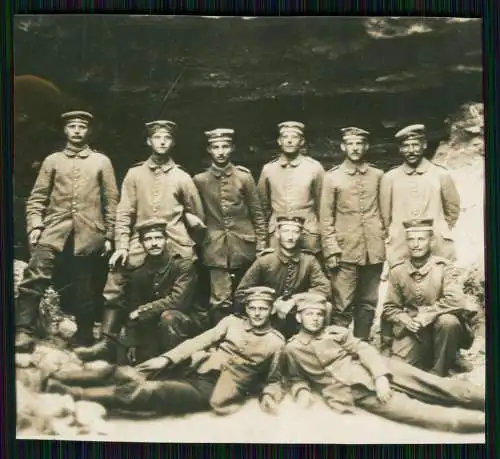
15,353,32,368
58,317,78,339
75,400,107,426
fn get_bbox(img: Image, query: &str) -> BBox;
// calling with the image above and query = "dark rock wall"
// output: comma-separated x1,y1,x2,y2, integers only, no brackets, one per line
13,16,483,258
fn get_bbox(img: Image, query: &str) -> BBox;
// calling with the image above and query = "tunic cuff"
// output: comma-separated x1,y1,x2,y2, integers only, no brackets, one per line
290,382,311,400
27,217,44,234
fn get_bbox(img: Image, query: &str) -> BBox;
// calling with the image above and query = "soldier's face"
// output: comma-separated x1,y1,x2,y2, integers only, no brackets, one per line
64,121,89,145
406,230,433,258
341,138,369,163
278,132,304,155
277,224,302,250
400,139,426,166
141,230,166,256
147,130,174,155
245,300,272,328
207,140,233,167
297,308,326,334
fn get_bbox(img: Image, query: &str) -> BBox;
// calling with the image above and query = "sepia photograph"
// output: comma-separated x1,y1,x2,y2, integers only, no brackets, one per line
13,15,485,443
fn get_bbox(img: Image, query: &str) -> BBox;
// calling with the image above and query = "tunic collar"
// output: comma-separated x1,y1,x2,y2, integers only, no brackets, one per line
407,256,433,278
277,249,301,264
145,250,173,274
242,318,273,335
294,330,321,345
146,157,176,173
64,145,91,158
209,163,234,178
341,159,368,175
402,157,430,175
278,154,303,168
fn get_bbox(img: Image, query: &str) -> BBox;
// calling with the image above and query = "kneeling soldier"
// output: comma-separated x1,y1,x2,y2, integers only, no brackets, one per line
381,219,475,376
235,214,331,339
261,292,484,433
46,286,284,416
75,218,207,363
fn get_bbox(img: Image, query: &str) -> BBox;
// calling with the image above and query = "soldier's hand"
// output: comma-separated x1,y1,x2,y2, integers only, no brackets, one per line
136,356,170,374
296,389,313,409
375,375,393,404
274,298,296,320
129,310,139,321
101,240,113,257
259,394,279,415
406,319,422,333
109,249,129,270
127,347,137,365
29,228,42,246
326,255,340,271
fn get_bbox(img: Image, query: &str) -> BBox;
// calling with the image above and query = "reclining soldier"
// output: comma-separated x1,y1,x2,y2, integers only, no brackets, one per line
75,218,208,364
260,292,484,433
45,287,285,416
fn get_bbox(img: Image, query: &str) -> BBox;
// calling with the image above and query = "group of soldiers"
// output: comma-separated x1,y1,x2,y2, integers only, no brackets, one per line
14,110,483,433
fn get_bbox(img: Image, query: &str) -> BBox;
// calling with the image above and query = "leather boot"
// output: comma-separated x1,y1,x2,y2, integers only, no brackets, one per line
353,308,375,340
69,315,96,348
51,362,117,387
46,378,118,406
74,309,124,363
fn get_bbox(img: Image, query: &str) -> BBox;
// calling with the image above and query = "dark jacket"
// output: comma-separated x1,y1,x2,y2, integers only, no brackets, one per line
124,250,198,321
235,249,331,301
193,163,267,269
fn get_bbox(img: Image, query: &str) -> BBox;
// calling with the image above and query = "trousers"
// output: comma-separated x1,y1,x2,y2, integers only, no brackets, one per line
127,309,208,363
113,370,219,414
351,358,484,433
330,262,383,339
16,234,105,332
207,266,249,322
391,313,465,376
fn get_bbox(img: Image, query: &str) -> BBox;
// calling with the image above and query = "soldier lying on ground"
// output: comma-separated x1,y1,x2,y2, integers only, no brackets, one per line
381,218,475,376
260,292,484,433
45,287,284,416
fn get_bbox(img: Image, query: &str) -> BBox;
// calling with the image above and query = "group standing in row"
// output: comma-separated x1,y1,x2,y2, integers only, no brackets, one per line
15,110,470,379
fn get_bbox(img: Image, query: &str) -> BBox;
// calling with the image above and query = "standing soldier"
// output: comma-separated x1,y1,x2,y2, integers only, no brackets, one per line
15,110,119,352
74,120,205,362
380,124,461,267
320,127,386,340
193,128,267,325
257,121,325,256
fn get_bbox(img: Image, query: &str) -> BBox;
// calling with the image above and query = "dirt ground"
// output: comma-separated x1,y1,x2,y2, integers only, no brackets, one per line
18,280,485,444
19,397,484,444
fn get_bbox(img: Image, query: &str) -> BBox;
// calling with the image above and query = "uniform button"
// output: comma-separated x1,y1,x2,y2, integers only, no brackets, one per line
72,209,76,213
